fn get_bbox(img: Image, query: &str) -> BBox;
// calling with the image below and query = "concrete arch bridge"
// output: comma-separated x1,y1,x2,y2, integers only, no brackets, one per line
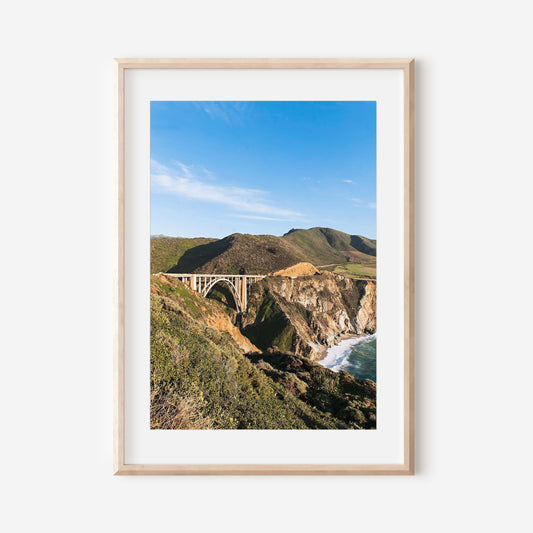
165,273,265,313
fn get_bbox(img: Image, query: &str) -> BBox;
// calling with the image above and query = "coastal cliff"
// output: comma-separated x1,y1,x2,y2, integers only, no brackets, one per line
355,281,377,335
150,273,376,429
241,272,376,360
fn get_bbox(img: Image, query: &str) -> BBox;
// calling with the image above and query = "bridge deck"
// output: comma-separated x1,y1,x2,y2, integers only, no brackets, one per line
159,272,374,311
164,273,265,278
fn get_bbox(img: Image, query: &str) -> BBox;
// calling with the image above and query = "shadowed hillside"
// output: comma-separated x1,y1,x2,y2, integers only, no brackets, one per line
167,233,307,275
350,234,376,256
150,236,217,274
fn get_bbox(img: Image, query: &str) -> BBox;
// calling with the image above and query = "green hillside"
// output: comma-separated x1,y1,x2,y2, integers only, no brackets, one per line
151,227,376,278
284,227,376,265
150,236,217,274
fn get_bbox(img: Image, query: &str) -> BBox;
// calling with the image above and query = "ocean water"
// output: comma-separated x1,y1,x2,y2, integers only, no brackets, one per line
319,334,376,382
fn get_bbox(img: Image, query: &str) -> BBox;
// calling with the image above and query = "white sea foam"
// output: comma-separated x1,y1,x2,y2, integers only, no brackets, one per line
318,334,376,373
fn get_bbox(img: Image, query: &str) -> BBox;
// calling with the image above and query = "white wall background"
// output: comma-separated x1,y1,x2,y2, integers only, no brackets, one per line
1,1,532,531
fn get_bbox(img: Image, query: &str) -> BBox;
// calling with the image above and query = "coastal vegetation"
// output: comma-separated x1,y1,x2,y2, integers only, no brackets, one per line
150,273,376,429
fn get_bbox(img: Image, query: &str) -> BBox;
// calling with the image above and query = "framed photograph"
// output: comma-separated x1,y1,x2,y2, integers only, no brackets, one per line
114,58,414,475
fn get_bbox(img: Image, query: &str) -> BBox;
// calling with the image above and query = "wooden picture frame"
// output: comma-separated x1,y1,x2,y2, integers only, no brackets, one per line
114,58,415,475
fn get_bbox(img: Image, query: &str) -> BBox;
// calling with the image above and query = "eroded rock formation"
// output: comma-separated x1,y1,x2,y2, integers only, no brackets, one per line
241,272,376,360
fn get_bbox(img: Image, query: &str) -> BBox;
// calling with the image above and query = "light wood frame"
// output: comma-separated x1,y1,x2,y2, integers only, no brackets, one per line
114,58,415,475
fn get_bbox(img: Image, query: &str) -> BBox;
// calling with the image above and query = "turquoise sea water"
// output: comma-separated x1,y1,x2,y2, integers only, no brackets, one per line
319,334,376,382
342,338,376,381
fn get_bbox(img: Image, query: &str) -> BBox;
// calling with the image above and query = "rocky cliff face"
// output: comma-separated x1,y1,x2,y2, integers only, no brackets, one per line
355,281,377,335
242,272,376,360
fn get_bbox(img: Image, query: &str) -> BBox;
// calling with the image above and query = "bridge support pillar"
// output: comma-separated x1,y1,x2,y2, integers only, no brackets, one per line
190,274,196,291
240,277,247,311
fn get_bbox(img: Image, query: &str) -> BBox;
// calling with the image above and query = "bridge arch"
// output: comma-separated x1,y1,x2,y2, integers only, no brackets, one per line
202,278,243,313
164,273,265,311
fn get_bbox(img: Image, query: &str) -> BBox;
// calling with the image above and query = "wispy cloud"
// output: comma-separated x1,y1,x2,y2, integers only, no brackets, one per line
193,102,253,125
171,160,194,178
301,176,321,184
352,197,376,208
151,160,303,219
230,214,293,222
343,179,354,183
200,102,230,123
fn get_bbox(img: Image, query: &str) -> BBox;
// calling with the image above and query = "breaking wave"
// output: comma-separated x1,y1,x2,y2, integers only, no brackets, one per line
319,334,376,380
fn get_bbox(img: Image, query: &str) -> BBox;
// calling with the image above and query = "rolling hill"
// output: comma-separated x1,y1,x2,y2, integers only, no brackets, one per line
151,227,376,278
283,227,375,264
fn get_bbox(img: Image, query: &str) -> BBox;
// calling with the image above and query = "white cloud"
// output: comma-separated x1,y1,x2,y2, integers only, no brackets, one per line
193,101,253,125
231,214,293,222
343,179,353,183
301,177,321,184
151,160,303,219
201,102,229,123
171,160,194,178
352,197,376,208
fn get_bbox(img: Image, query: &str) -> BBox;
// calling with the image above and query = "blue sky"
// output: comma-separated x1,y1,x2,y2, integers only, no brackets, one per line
151,101,376,239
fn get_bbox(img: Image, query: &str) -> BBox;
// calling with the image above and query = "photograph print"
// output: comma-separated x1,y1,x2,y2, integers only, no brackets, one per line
150,101,377,430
